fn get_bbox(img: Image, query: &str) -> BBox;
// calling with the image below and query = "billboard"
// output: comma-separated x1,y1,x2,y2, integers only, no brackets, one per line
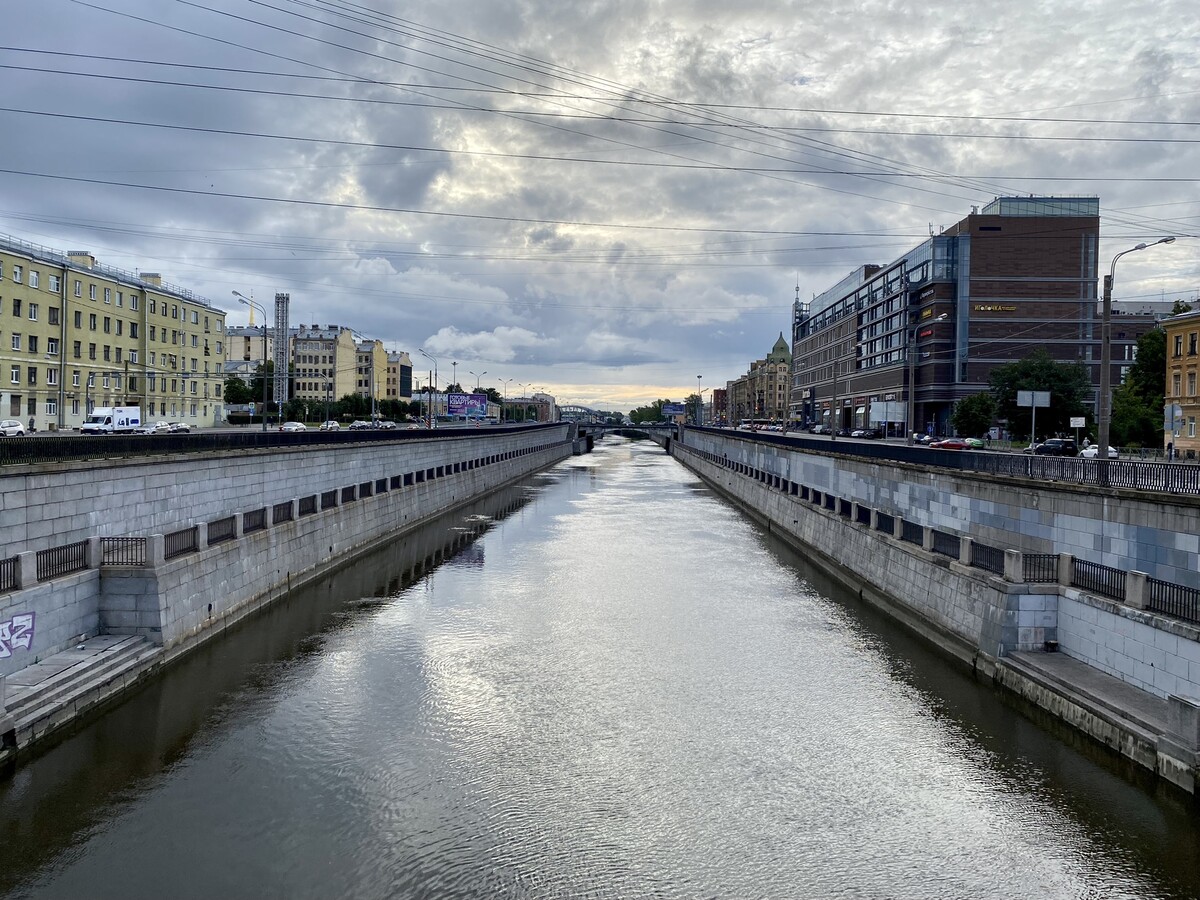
448,392,488,418
663,403,686,416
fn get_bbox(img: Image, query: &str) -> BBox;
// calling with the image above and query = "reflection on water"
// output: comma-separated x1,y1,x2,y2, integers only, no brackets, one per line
1,437,1198,899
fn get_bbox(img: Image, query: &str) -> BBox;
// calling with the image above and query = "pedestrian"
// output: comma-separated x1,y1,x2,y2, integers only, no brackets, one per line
1083,437,1090,449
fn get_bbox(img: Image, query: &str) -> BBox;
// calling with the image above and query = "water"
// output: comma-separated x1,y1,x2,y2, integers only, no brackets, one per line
2,436,1198,899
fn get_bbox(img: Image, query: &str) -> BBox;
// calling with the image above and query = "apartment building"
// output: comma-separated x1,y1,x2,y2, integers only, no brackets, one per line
0,235,226,431
726,333,792,423
291,324,358,405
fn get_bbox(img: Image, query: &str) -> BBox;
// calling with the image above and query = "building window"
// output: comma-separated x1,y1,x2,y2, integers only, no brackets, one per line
73,341,81,358
12,298,20,317
89,343,96,360
29,271,38,289
115,347,123,363
1189,372,1197,397
103,346,111,362
9,366,18,384
150,299,156,314
28,303,37,321
47,338,58,355
1175,335,1184,357
46,398,57,416
74,280,82,297
116,291,123,307
116,320,123,336
130,295,138,310
48,306,59,325
48,274,60,292
27,367,36,386
129,350,138,364
1190,417,1197,438
74,310,82,328
104,287,112,304
130,322,138,338
102,374,110,389
103,317,111,333
28,336,37,354
89,284,96,300
1191,333,1198,355
47,368,57,386
89,313,97,330
26,398,36,416
11,333,20,351
1173,373,1182,396
12,265,22,284
149,325,156,342
72,371,80,387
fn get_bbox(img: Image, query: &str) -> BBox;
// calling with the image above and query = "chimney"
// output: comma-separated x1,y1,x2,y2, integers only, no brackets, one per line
141,273,162,286
68,251,96,269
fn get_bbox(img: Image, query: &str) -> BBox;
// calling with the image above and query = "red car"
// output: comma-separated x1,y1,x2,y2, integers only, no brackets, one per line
929,438,971,450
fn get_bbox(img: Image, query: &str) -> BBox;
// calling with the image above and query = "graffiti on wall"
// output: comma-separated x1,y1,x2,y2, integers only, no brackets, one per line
0,613,35,658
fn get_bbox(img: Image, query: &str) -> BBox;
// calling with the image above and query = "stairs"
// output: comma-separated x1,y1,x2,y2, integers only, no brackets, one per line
1,635,162,754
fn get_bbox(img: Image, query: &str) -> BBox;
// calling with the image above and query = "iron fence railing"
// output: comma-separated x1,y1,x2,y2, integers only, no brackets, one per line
321,490,338,510
855,504,871,526
876,512,894,534
931,530,960,559
164,525,198,560
971,542,1005,575
900,520,923,545
208,515,237,544
1023,553,1059,583
101,537,146,566
35,540,89,581
243,508,267,533
0,555,19,591
272,502,294,525
299,495,318,515
341,486,356,503
1147,577,1200,625
1071,558,1126,601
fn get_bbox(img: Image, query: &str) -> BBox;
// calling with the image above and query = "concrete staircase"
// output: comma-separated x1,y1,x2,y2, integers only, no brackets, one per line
1,635,162,756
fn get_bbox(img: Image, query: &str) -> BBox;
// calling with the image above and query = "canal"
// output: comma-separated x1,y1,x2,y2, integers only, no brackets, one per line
1,436,1198,898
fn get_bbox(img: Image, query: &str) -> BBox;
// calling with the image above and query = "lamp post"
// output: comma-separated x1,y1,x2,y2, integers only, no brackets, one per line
419,349,438,426
1098,238,1175,462
501,378,512,421
451,360,458,392
696,375,703,425
232,291,268,432
469,370,487,390
906,313,949,445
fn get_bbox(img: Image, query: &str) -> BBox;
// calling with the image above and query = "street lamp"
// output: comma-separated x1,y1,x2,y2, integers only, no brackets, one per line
232,291,269,432
1098,238,1175,462
469,370,487,390
419,349,439,425
501,378,513,421
906,313,949,445
696,375,703,425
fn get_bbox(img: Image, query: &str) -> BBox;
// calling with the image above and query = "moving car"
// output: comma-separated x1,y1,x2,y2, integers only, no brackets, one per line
280,421,307,432
1033,438,1078,456
168,422,191,433
318,421,340,431
850,428,883,439
0,419,26,436
929,437,972,450
348,420,372,430
140,421,172,434
1079,444,1118,459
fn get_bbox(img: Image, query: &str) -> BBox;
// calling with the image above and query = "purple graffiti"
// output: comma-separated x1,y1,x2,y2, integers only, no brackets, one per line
0,613,35,658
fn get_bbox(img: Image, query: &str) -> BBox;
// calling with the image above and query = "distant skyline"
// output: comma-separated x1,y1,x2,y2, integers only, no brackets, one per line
3,0,1196,409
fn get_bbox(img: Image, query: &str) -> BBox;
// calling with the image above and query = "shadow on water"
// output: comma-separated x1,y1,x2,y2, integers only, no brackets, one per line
0,483,536,895
754,523,1200,899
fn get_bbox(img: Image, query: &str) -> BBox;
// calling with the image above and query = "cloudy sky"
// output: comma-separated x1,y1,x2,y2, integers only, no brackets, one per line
3,0,1197,409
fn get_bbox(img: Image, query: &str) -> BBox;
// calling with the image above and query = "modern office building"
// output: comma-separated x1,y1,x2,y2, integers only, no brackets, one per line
0,234,226,431
790,197,1111,437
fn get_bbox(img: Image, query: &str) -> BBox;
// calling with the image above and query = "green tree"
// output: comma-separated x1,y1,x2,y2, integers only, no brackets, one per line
1110,327,1167,447
630,400,668,423
950,392,996,438
988,348,1091,440
223,376,252,405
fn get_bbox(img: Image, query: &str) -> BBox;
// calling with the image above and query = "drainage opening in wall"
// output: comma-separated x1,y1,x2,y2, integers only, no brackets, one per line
207,603,213,616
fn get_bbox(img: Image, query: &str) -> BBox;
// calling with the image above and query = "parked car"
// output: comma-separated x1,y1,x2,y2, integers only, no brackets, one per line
930,438,972,450
913,433,935,444
0,419,26,436
850,428,883,439
140,421,172,434
1033,438,1078,456
168,422,191,433
1079,444,1118,459
318,421,340,431
376,420,397,430
280,421,307,432
809,424,830,435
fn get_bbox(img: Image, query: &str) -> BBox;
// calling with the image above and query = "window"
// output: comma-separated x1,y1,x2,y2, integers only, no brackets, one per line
1175,335,1184,357
130,322,139,339
27,367,36,385
1191,333,1198,355
9,366,18,385
10,333,19,350
48,274,60,292
26,398,35,416
89,313,97,330
149,325,156,341
116,320,123,336
28,336,37,354
191,310,199,324
89,284,96,300
216,340,223,355
72,371,80,387
46,398,57,416
102,374,110,389
28,271,38,289
87,373,95,388
129,350,138,364
48,306,59,325
88,343,96,361
47,368,57,386
72,341,81,359
28,303,37,321
115,348,122,363
104,288,112,304
47,338,58,355
1190,417,1197,439
1190,372,1197,397
74,310,82,328
116,291,123,307
149,299,156,314
191,334,198,348
130,295,138,311
103,345,111,362
172,305,179,319
103,317,111,333
12,265,22,284
74,280,82,297
149,352,156,366
1173,372,1182,396
12,298,20,317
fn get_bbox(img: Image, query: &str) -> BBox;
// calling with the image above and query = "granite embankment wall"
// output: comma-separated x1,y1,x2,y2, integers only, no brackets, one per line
0,425,572,675
671,430,1200,700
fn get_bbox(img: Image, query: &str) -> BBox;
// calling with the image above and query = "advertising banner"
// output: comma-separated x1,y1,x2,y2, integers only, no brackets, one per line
663,404,686,416
448,392,488,418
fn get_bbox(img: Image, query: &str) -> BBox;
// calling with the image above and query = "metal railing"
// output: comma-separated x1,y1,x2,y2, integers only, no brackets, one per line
243,508,267,533
1023,553,1058,583
35,540,89,581
207,515,237,544
0,556,18,591
299,495,318,515
1071,558,1126,601
272,501,293,525
900,520,923,545
876,512,894,534
321,490,338,510
101,537,146,566
164,525,198,560
971,542,1005,575
1147,577,1200,625
931,530,960,559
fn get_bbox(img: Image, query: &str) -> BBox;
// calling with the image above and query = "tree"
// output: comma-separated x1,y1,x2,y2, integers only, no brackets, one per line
630,400,668,423
988,349,1091,440
1111,327,1167,447
950,393,996,438
224,376,252,405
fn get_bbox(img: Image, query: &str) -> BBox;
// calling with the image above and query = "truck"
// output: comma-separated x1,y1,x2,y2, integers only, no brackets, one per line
81,406,143,435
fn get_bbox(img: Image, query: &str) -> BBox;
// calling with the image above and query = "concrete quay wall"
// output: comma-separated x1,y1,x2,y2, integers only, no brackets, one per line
685,430,1200,585
0,425,572,676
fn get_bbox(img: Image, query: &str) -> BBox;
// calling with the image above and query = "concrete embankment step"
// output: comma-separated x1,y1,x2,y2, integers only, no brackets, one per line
3,635,162,746
1002,650,1169,742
